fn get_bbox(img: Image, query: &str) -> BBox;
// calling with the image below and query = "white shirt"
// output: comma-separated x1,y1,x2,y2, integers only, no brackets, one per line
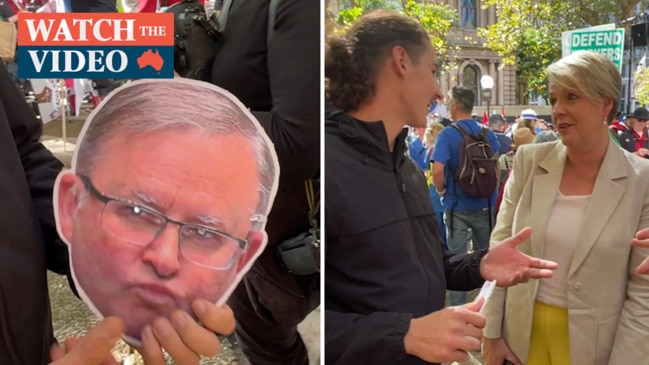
536,190,591,308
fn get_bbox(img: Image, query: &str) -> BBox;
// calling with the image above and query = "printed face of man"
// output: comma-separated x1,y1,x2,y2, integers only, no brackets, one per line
57,127,262,342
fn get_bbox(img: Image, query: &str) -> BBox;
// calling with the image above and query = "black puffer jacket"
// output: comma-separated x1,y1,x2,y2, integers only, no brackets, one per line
325,109,486,365
618,128,649,155
0,62,69,364
210,0,320,326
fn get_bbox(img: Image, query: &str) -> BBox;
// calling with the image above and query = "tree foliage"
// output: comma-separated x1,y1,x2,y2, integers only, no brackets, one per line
328,0,459,71
635,66,649,106
479,0,647,96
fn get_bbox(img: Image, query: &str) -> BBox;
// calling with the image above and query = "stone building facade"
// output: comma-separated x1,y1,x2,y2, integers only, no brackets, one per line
441,0,518,111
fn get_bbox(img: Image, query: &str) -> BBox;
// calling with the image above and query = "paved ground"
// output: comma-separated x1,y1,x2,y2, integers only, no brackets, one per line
49,270,320,364
42,108,321,364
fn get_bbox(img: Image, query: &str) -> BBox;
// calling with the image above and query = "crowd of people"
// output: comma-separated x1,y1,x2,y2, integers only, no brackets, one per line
9,3,649,365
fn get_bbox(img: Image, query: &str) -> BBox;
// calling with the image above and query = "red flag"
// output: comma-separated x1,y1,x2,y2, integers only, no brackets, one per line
501,105,506,119
482,112,488,125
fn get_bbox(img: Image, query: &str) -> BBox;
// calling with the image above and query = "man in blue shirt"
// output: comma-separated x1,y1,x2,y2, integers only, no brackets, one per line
488,114,512,155
432,86,500,306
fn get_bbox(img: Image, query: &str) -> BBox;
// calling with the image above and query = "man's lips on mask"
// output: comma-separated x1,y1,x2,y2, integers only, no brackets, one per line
133,284,179,307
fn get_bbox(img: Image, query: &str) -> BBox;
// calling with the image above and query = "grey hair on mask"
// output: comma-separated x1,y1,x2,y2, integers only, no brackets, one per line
73,79,278,224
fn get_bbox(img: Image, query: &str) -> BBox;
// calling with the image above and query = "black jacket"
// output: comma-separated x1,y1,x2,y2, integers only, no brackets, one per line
325,110,486,365
210,0,320,325
0,63,68,364
618,128,649,154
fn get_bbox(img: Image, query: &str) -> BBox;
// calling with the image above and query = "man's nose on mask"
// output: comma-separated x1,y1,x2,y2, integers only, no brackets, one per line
141,226,182,278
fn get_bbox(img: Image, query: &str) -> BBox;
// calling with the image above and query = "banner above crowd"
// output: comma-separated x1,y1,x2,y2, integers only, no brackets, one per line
562,24,625,72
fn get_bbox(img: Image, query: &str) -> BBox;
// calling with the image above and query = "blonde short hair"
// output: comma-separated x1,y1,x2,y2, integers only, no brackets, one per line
546,51,621,124
425,122,445,146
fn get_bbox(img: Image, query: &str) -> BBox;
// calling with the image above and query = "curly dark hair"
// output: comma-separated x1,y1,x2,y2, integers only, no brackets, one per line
325,11,429,112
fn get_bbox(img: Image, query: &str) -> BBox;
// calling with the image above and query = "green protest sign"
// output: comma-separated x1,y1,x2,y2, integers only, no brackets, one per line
566,29,625,71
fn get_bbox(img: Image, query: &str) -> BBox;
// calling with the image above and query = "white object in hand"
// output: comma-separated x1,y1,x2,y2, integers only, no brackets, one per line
476,280,496,314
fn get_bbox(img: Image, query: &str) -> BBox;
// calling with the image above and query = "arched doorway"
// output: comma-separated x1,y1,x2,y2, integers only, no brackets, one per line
462,65,479,106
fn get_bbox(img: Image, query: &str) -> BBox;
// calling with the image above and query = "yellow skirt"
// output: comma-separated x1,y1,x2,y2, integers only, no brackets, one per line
527,301,571,365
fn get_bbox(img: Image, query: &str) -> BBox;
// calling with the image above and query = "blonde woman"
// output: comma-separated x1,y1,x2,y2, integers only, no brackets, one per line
483,51,649,365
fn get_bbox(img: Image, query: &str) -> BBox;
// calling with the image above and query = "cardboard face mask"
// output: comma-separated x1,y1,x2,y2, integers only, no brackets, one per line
53,78,279,346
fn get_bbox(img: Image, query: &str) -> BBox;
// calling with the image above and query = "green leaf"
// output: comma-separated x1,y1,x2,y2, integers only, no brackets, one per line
479,0,641,95
328,0,459,62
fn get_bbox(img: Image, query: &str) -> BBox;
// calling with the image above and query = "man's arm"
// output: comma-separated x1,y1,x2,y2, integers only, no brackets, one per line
326,309,412,364
443,250,487,291
444,228,558,294
0,63,69,275
251,0,319,181
432,162,446,194
431,129,451,194
326,305,485,364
